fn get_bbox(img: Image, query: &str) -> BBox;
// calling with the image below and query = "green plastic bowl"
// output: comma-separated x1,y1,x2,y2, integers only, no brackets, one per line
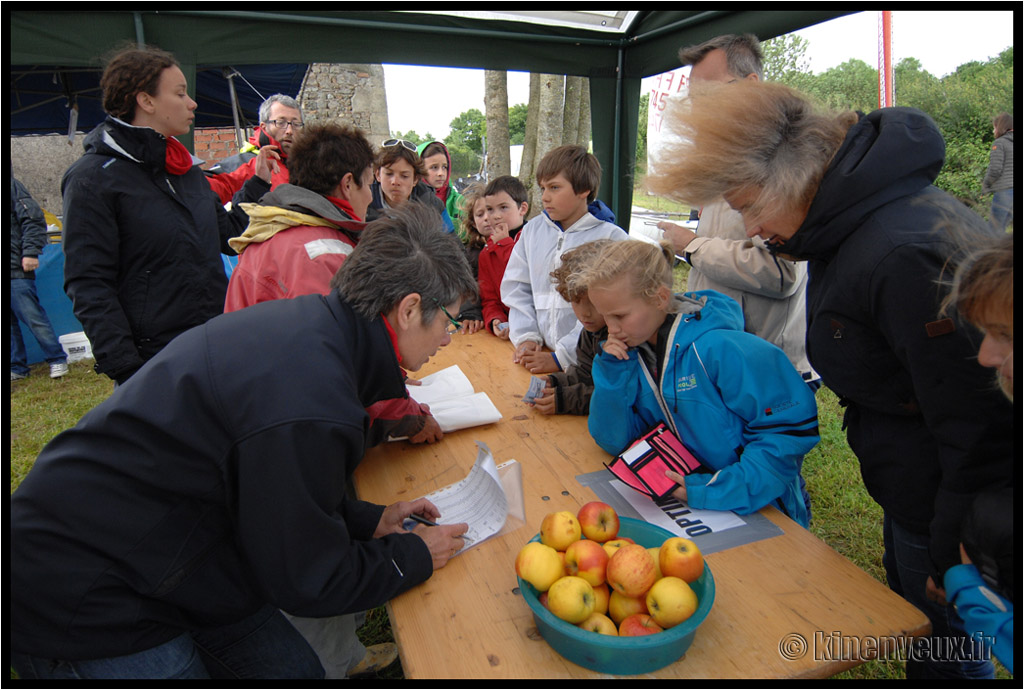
517,516,715,675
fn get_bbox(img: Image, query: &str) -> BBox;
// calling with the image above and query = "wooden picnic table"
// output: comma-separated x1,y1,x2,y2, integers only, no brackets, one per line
353,329,930,678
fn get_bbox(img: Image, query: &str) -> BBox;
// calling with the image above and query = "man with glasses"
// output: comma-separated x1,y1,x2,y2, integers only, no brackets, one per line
207,94,304,205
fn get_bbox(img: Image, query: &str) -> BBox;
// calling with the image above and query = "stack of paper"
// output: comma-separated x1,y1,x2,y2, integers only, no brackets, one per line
407,365,502,433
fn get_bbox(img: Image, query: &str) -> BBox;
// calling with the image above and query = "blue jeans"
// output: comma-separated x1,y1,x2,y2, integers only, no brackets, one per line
10,278,66,375
11,604,325,680
991,189,1013,232
882,515,994,679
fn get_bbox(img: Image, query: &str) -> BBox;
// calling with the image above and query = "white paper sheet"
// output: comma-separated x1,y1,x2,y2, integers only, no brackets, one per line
409,442,513,553
610,479,745,535
406,365,475,405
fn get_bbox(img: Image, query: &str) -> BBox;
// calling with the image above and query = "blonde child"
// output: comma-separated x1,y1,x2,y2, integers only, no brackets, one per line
449,185,487,334
581,239,819,526
941,233,1014,675
531,240,614,415
500,146,627,372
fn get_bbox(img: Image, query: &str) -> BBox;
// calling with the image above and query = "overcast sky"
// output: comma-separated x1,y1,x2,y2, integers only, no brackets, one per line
383,10,1014,140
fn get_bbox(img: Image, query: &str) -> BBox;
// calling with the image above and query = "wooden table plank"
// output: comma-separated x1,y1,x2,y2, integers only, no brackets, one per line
354,330,929,678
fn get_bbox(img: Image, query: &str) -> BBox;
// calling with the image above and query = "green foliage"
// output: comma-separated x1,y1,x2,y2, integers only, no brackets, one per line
445,143,482,180
391,130,434,146
445,108,486,155
509,102,528,146
761,40,1014,214
635,93,649,177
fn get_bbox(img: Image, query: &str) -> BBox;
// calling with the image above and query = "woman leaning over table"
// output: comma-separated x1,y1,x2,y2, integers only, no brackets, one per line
646,80,1014,680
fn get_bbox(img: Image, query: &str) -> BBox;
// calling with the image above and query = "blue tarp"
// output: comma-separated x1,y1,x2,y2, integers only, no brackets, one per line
14,243,82,366
15,244,238,366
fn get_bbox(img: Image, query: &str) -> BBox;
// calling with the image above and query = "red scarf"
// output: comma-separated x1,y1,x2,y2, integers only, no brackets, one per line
326,196,361,221
164,136,194,175
381,314,403,366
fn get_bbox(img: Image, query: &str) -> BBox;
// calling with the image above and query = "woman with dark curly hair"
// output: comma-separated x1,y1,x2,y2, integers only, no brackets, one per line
61,45,251,385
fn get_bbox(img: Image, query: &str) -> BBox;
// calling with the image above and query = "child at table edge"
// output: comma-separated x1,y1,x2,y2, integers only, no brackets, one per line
582,239,819,527
499,145,627,375
531,240,615,415
477,175,530,339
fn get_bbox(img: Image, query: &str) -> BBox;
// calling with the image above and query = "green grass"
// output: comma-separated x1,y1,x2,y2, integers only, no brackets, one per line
9,355,1009,679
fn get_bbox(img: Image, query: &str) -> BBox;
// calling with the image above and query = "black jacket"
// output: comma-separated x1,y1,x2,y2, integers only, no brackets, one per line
60,117,249,383
11,291,433,660
779,108,1014,576
10,177,48,280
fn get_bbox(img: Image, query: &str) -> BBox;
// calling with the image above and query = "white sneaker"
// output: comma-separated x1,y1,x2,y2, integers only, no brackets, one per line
11,371,28,381
49,362,69,379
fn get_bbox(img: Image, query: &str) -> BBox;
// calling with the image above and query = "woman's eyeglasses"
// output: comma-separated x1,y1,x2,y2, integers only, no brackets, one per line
381,138,418,153
432,298,462,334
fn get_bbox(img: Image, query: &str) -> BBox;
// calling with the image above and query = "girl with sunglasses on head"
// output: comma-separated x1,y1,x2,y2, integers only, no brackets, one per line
367,139,454,233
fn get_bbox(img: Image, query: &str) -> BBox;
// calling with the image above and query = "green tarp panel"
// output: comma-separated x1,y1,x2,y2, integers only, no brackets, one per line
10,10,854,227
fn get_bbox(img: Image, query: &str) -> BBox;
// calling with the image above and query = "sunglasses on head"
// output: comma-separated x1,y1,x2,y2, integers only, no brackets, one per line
381,139,418,152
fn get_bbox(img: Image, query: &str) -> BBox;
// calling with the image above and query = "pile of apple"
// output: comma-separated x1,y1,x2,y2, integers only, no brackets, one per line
515,502,704,637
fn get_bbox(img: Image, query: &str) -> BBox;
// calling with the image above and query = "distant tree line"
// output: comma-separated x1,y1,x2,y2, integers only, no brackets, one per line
762,35,1014,214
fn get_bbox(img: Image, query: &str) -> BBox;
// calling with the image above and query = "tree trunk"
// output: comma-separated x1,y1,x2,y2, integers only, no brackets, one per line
577,77,592,148
484,70,511,180
518,72,541,201
562,75,582,147
528,74,565,217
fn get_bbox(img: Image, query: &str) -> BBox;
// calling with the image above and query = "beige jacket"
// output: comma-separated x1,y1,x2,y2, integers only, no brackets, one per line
684,199,817,382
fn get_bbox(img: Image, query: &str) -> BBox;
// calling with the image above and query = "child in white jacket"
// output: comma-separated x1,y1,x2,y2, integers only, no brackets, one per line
500,145,627,374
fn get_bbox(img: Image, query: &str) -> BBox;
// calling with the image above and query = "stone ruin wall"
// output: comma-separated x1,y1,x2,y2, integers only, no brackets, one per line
10,64,390,219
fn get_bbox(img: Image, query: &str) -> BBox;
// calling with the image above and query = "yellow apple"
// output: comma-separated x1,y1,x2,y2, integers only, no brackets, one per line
546,575,595,624
608,590,648,624
606,544,657,598
576,501,620,542
647,547,663,579
577,611,618,636
601,538,633,560
564,539,609,587
591,582,611,616
645,576,699,628
515,541,564,592
659,537,704,583
618,613,664,636
540,511,582,552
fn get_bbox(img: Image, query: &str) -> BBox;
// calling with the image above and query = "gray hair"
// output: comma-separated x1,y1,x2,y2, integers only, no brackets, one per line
678,33,764,81
258,94,302,124
330,203,478,324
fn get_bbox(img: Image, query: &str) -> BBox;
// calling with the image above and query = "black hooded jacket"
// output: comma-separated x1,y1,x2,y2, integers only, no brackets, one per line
12,291,433,660
61,117,250,383
779,108,1013,576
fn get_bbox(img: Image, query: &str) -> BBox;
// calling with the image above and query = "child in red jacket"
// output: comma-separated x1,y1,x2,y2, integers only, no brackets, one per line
477,175,530,338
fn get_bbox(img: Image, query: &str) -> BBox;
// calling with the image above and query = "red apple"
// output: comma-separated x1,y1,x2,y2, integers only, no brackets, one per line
564,539,609,587
576,501,620,542
618,613,664,636
606,544,657,598
659,537,704,583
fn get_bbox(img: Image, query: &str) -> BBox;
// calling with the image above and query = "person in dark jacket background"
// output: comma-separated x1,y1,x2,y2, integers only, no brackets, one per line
60,45,252,385
11,204,475,680
647,80,1013,680
367,139,454,232
10,176,68,380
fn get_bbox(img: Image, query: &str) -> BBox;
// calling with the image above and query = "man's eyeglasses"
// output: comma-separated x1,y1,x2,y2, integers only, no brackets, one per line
268,119,304,130
382,138,418,153
432,298,461,335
